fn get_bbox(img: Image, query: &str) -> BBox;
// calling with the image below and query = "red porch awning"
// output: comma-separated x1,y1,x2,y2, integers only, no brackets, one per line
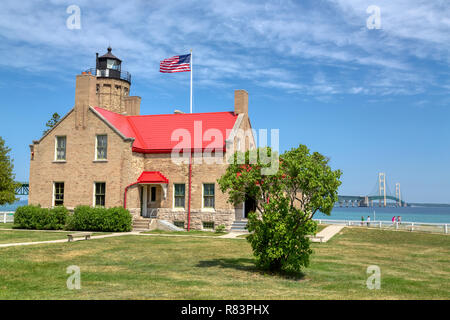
137,171,169,184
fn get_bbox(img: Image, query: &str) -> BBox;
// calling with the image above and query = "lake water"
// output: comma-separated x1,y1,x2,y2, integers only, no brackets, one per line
0,199,28,212
315,206,450,224
2,199,450,224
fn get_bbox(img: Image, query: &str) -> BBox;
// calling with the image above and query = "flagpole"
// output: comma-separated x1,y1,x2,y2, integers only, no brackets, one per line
190,49,193,114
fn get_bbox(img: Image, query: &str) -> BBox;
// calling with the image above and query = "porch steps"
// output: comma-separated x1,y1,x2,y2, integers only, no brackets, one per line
132,218,151,231
230,220,248,232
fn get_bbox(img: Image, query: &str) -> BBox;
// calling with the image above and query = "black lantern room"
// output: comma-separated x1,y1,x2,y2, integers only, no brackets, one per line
87,47,131,83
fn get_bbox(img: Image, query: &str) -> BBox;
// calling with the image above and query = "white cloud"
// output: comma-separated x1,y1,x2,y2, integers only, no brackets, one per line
0,0,447,98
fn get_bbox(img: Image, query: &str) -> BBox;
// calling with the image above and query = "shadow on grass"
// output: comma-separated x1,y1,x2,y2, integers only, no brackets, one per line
196,258,305,281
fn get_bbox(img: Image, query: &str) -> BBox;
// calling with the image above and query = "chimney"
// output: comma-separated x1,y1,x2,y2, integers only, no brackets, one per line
234,89,248,115
75,73,98,129
124,96,141,116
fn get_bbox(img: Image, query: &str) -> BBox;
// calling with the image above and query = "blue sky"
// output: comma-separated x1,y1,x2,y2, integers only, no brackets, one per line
0,0,449,203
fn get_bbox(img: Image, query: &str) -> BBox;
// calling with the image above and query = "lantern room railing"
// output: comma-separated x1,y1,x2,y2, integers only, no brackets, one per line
84,68,131,83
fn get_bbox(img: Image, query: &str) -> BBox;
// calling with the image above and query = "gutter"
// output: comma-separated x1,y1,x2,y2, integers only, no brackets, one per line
124,181,139,209
187,152,192,231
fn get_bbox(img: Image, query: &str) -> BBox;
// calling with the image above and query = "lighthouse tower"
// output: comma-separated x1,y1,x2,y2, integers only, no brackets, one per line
85,47,140,115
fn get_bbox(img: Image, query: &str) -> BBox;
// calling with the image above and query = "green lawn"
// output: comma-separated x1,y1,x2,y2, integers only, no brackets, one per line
0,228,448,299
0,223,14,229
0,230,71,244
0,229,110,244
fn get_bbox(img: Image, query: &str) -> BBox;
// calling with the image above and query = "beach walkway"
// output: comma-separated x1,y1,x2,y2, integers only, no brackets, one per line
310,225,344,243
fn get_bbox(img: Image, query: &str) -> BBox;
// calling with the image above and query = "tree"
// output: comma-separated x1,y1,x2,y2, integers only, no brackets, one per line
0,136,19,206
218,145,342,274
43,112,61,135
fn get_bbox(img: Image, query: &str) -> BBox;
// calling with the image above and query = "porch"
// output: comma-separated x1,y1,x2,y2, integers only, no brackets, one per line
136,171,169,219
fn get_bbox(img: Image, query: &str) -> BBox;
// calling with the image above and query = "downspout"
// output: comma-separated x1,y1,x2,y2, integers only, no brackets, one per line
187,152,192,231
124,182,139,209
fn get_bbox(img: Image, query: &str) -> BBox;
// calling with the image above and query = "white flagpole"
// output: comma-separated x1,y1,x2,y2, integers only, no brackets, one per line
190,49,193,114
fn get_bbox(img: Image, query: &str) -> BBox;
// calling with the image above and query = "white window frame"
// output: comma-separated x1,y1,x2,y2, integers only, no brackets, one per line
202,183,215,211
95,134,108,161
93,182,106,207
53,182,64,207
54,136,67,161
173,183,186,209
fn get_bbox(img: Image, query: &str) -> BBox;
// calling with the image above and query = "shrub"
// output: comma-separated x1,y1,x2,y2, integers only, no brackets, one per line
218,145,341,274
67,206,132,232
215,224,226,233
14,205,68,230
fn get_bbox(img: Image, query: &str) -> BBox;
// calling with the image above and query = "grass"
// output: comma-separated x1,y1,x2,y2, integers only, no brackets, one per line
0,227,448,299
0,228,110,244
141,229,227,237
0,223,14,229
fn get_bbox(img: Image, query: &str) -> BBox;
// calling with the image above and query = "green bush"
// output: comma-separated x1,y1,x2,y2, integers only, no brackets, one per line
215,224,226,233
67,206,132,232
14,205,68,230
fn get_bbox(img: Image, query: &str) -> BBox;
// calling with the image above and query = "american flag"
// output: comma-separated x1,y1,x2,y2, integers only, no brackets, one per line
160,54,191,73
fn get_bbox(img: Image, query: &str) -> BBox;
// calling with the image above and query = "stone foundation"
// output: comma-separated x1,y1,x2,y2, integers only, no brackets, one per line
152,208,235,231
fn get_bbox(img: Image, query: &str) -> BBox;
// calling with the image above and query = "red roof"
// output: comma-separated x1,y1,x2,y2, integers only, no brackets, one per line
137,171,169,184
94,107,238,153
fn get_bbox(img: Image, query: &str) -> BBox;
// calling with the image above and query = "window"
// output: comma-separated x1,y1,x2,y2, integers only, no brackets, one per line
94,182,106,207
202,221,214,230
203,183,215,208
150,186,156,202
96,135,107,160
174,184,185,208
55,136,66,161
54,182,64,206
174,221,185,229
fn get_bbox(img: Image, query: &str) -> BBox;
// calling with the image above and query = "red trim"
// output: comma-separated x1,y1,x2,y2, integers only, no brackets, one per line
132,147,226,154
187,152,192,231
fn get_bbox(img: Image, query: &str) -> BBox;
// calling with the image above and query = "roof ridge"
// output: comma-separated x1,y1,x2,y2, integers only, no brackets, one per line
127,111,236,118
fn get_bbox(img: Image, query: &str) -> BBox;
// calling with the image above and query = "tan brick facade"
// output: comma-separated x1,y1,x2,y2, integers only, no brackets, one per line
29,70,255,231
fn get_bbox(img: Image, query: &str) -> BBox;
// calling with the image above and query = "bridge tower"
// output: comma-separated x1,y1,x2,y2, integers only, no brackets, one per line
378,172,386,207
395,183,401,207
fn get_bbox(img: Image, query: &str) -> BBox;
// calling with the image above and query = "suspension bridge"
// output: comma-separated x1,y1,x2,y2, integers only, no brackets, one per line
338,173,407,207
14,183,29,196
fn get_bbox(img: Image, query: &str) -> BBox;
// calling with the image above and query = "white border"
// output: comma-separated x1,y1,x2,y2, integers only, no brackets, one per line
202,183,215,211
54,136,67,161
94,134,108,161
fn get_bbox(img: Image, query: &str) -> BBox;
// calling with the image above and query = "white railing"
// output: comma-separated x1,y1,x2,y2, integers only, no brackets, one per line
314,218,449,235
0,212,14,223
143,208,158,218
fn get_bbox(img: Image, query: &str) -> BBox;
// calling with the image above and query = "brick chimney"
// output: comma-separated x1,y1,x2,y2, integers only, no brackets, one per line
124,96,141,116
74,73,98,129
234,89,248,115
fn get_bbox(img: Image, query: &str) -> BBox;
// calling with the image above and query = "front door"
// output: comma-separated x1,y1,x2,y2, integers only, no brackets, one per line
141,185,162,218
244,195,257,219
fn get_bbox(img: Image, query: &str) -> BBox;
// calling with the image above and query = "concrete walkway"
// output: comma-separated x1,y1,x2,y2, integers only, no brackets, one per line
218,231,248,239
309,225,344,243
136,232,246,240
0,232,139,248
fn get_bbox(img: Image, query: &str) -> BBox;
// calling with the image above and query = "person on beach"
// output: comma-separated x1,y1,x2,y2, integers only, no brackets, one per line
361,216,364,226
367,216,371,227
398,216,402,225
392,216,395,225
